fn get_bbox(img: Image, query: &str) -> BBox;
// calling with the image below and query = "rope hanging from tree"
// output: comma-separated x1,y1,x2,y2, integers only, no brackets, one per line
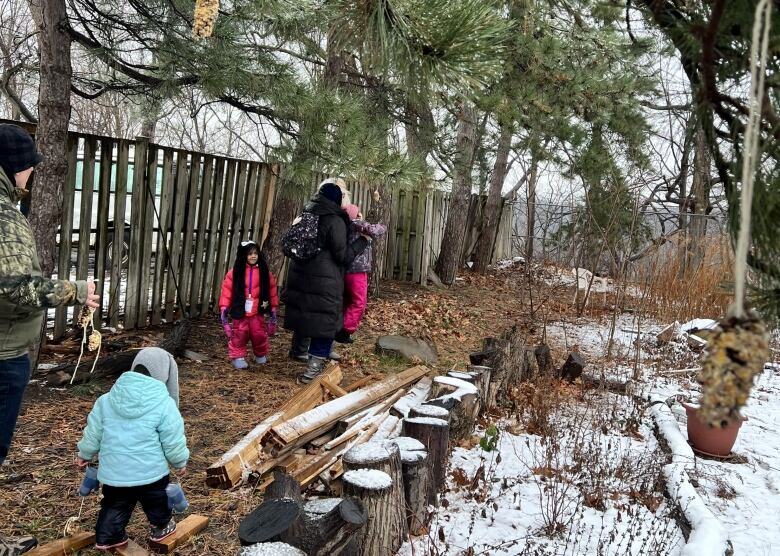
696,0,772,428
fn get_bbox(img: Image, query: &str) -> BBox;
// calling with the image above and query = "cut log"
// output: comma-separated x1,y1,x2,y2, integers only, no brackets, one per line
239,498,302,545
391,376,433,418
343,441,408,542
322,378,348,398
408,403,451,423
113,539,151,555
323,389,407,451
342,470,398,556
467,365,492,413
428,376,479,441
298,498,367,556
484,328,540,407
401,417,449,506
372,415,401,442
207,363,343,489
344,375,379,392
239,542,306,556
26,532,95,555
375,336,438,364
148,514,208,554
560,352,585,382
391,437,429,535
533,344,553,376
268,366,429,450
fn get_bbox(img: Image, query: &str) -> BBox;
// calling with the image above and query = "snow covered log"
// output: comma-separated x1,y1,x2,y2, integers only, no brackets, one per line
649,400,733,556
239,543,305,556
427,376,479,440
408,403,450,424
391,377,432,418
467,364,492,412
402,416,449,506
342,469,399,556
392,437,429,535
343,442,408,542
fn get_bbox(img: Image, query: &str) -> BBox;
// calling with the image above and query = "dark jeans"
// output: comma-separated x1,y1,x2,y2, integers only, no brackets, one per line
96,476,171,545
289,332,310,357
309,337,334,358
0,354,31,465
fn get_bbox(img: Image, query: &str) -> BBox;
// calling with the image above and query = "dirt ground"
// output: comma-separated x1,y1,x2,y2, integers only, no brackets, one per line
0,268,567,555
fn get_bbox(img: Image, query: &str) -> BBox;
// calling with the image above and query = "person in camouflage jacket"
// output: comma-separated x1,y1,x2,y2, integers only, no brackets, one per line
0,124,99,467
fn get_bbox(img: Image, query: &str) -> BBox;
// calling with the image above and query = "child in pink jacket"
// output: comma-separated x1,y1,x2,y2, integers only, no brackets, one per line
335,205,386,344
219,241,278,369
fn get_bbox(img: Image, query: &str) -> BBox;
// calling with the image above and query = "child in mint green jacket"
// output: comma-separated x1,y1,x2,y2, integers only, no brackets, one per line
76,348,189,551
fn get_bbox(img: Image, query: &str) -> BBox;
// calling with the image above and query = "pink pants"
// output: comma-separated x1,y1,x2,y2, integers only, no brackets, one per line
343,272,369,334
227,314,268,359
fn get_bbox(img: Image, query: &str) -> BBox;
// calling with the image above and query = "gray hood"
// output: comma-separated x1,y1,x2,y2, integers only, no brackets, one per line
131,347,180,407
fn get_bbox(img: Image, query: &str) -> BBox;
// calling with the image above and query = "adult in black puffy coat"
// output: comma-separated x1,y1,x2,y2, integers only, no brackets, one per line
283,181,369,382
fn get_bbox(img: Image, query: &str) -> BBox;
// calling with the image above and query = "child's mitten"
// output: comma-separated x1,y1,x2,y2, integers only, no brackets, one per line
220,308,232,339
267,309,277,337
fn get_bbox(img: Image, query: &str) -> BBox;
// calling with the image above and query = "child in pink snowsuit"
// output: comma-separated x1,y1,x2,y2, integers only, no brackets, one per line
219,241,279,369
336,205,386,344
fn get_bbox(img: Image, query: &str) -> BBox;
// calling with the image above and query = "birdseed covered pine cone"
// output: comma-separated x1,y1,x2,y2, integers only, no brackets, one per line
696,314,769,428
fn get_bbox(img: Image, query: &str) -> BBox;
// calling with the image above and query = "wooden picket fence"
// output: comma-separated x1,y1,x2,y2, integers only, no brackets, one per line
5,121,511,338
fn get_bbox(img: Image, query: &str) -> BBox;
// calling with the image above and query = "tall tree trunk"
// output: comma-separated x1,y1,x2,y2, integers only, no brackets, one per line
435,100,477,285
474,121,513,273
27,0,72,367
524,155,540,262
262,191,301,278
687,126,711,272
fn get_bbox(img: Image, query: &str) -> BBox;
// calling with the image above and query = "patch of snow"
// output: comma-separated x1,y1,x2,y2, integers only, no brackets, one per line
345,441,396,465
343,469,392,490
399,450,427,464
391,437,425,452
410,404,450,418
448,371,474,380
239,542,306,556
404,416,448,427
304,497,342,515
680,319,718,333
433,376,479,398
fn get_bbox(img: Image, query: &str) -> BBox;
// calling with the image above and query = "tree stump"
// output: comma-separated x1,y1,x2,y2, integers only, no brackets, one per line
447,371,475,383
485,327,539,408
427,376,478,441
401,417,449,506
467,364,492,407
391,437,429,535
342,441,408,542
342,469,398,556
240,472,366,554
408,403,451,424
560,352,585,382
534,344,553,376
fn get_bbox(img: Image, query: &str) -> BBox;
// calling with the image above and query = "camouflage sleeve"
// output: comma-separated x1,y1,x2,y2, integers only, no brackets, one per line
0,262,88,309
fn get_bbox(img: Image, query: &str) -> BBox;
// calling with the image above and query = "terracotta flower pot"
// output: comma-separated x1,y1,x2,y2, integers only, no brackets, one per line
681,402,747,457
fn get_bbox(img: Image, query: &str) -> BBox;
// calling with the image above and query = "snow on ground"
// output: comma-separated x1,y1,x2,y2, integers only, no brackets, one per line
545,314,663,360
651,366,780,556
400,389,684,555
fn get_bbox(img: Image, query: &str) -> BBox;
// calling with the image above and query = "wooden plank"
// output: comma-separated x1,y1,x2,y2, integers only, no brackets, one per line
147,514,208,554
108,140,129,328
206,363,344,489
322,389,407,451
249,164,267,239
124,138,149,330
212,160,237,305
385,189,400,279
242,162,259,240
269,366,430,448
26,532,95,555
113,539,151,555
412,190,425,283
259,164,278,246
136,145,158,327
321,378,348,398
72,136,97,327
189,156,214,316
398,191,414,282
178,154,201,314
164,151,189,322
53,136,78,339
420,192,434,286
228,161,249,259
202,158,225,312
150,149,174,326
93,139,113,323
344,375,378,392
392,376,433,418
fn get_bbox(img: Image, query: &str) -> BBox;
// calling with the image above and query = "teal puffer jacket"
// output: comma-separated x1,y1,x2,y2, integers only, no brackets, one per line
77,372,189,487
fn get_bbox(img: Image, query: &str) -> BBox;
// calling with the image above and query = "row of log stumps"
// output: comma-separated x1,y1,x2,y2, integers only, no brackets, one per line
237,325,573,555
